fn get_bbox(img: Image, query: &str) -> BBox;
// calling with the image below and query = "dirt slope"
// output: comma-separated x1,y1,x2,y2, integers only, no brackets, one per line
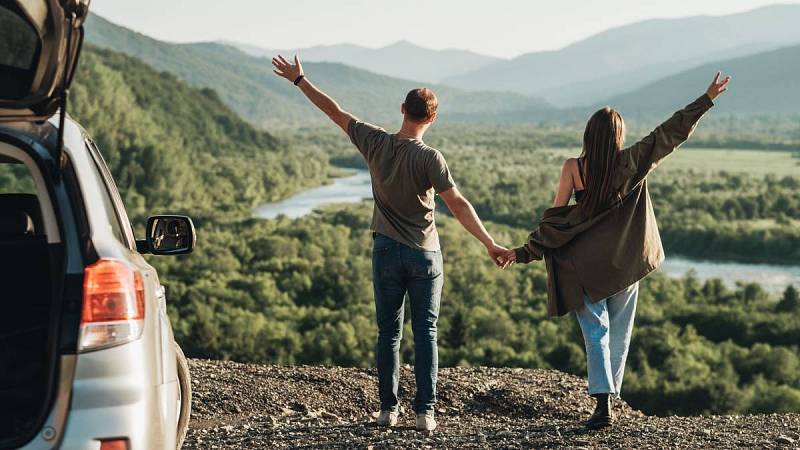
183,359,800,449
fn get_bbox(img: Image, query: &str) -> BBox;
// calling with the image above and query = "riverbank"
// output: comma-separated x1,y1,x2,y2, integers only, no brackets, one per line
661,256,800,294
252,168,800,293
253,169,370,219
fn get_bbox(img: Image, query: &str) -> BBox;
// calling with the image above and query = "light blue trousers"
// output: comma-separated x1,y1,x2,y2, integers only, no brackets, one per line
575,282,639,397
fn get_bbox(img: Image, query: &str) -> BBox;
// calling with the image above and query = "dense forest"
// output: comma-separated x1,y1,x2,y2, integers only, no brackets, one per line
53,46,800,417
156,204,800,416
70,47,332,222
288,125,800,265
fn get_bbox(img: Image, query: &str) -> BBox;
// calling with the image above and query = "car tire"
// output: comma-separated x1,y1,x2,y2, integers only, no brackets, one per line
175,342,192,450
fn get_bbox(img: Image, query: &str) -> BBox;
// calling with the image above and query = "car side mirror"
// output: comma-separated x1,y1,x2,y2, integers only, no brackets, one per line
137,215,195,255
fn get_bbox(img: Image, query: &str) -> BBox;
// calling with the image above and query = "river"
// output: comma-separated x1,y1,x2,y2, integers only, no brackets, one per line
253,170,372,219
254,169,799,293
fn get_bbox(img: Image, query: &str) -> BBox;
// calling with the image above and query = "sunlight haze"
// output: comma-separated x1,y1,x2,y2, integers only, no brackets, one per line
92,0,797,57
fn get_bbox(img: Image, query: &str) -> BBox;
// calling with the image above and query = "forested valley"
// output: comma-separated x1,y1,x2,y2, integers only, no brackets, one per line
60,46,800,417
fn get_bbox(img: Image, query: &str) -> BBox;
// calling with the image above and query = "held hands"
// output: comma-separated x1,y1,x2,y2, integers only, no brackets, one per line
501,248,517,265
272,54,304,83
706,71,731,101
486,242,515,269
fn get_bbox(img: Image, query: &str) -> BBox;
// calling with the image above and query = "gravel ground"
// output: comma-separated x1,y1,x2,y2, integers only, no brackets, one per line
184,359,800,449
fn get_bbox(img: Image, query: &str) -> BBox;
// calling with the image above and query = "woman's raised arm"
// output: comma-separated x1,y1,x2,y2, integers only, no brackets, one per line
620,72,731,183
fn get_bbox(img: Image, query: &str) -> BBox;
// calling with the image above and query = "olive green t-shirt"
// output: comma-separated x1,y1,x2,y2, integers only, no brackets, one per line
348,119,455,251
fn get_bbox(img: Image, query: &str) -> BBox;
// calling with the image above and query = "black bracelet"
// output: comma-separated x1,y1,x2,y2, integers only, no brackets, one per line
293,75,305,86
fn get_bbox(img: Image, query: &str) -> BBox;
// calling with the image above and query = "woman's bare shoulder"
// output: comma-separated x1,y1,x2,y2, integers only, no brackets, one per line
561,157,579,173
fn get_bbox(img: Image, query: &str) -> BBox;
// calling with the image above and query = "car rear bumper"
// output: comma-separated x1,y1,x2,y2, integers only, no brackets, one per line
58,382,178,450
55,341,177,450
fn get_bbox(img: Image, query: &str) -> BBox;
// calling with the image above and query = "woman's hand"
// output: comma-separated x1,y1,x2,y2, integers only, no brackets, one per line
706,71,731,101
272,54,304,83
503,249,517,266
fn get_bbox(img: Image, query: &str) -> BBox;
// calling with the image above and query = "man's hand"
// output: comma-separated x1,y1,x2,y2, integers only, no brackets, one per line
272,54,304,83
487,243,513,269
271,54,355,132
706,71,731,101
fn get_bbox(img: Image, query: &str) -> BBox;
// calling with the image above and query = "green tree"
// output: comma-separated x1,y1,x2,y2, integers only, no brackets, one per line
777,285,800,312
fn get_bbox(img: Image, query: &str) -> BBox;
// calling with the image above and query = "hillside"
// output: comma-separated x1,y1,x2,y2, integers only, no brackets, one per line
224,39,500,84
444,4,800,106
69,46,330,220
183,360,800,449
602,44,800,117
84,14,556,127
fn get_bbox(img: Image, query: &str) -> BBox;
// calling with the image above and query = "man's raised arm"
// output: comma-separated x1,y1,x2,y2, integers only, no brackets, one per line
272,54,356,132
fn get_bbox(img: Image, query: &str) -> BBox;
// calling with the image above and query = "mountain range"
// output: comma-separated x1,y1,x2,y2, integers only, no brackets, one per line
605,43,800,117
223,40,500,84
83,5,799,126
443,4,800,106
84,15,554,127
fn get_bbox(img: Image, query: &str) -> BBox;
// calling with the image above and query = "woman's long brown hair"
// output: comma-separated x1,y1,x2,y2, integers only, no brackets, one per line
579,107,626,215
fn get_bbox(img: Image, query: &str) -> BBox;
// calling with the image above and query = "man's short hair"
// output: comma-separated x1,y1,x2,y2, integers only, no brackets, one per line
404,88,438,122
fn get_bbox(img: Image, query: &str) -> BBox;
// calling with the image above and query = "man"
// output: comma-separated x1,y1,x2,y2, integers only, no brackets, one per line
272,55,510,432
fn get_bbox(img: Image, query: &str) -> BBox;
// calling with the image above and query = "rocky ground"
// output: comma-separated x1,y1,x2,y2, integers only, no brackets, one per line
183,359,800,449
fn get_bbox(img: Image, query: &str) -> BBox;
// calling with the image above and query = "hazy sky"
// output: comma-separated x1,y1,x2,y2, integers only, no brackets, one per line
93,0,796,58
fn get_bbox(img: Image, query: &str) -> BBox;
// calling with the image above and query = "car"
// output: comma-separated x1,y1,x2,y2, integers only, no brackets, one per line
0,1,194,449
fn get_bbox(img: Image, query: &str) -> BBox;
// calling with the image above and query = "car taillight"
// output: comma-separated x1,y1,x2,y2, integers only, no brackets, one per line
99,439,129,450
79,259,145,352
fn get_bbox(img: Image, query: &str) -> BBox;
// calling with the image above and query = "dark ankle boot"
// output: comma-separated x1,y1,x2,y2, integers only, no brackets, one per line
586,393,613,429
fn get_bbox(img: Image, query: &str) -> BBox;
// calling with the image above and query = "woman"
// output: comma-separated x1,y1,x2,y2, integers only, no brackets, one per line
504,73,731,429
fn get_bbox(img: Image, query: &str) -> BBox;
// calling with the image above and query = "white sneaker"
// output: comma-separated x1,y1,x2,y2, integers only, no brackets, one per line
416,412,436,431
376,410,398,427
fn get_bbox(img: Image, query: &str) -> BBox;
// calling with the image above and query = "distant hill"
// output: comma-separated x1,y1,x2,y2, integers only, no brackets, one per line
443,5,800,107
84,15,555,127
222,40,501,84
70,46,329,218
602,44,800,118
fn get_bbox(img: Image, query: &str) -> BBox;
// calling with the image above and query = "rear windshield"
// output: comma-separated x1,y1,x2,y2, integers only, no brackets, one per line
0,155,36,194
0,154,43,239
0,4,40,99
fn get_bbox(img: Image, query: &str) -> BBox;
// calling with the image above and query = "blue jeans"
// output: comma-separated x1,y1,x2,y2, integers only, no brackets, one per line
372,233,442,414
575,282,639,397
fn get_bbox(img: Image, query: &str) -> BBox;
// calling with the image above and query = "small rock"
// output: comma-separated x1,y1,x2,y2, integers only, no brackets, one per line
320,410,341,420
496,430,515,438
776,435,795,445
